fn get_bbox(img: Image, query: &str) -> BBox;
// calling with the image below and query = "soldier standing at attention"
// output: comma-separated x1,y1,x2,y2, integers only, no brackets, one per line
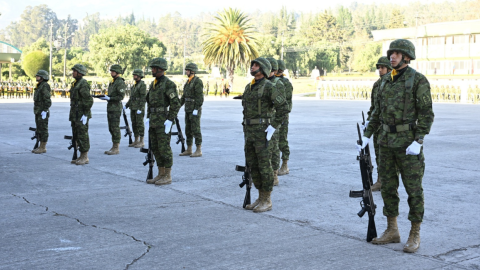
69,64,93,165
276,60,293,176
242,57,288,212
124,69,146,148
205,81,209,96
214,81,218,96
365,56,392,191
359,39,434,253
179,63,204,157
99,64,126,155
32,70,52,154
145,58,181,186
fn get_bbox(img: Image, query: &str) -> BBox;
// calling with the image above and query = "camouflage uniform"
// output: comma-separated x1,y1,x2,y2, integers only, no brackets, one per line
106,68,126,144
276,60,293,164
33,77,52,143
181,64,204,147
69,76,93,152
125,76,146,138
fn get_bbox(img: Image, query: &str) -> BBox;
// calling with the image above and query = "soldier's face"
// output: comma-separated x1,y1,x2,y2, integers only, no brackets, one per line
378,66,389,76
251,63,260,73
277,69,284,75
72,70,79,79
390,51,402,67
35,76,41,82
151,67,164,77
133,75,140,81
186,70,191,76
110,71,118,78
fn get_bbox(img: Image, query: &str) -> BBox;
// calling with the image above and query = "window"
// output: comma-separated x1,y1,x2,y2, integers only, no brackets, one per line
453,35,468,44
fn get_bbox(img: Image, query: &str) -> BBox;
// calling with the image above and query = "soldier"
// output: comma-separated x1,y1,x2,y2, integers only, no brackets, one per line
365,56,392,191
276,60,293,176
359,39,434,253
124,69,146,148
214,81,218,96
242,57,288,213
179,63,204,157
98,64,126,155
205,81,209,96
145,58,181,185
69,64,93,165
32,70,52,154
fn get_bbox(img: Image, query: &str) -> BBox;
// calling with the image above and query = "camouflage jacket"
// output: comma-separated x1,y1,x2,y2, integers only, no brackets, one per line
367,74,390,121
268,76,286,123
33,81,52,115
125,80,146,111
365,66,434,148
146,75,181,128
69,78,93,121
278,75,293,112
180,76,204,112
106,77,126,112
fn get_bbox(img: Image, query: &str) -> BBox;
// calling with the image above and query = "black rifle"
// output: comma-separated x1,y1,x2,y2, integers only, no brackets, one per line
233,95,242,100
170,117,186,153
91,94,106,98
236,163,252,208
29,127,39,150
64,134,78,161
361,111,374,186
140,136,155,181
349,123,377,242
121,105,133,145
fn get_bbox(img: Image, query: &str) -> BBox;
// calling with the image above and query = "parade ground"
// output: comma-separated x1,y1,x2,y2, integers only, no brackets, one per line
1,97,479,269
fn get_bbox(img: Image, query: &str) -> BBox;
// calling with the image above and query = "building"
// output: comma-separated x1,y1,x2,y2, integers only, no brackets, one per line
372,20,480,75
0,41,22,80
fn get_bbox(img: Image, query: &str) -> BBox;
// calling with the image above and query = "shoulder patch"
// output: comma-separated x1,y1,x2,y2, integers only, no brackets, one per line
169,92,176,99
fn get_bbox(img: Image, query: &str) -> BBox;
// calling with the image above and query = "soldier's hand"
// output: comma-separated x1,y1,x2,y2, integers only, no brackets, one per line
356,136,370,152
123,105,127,110
193,109,198,116
80,115,87,125
41,111,47,119
164,120,173,134
99,96,110,101
137,110,142,114
265,125,276,141
361,120,369,131
406,141,422,155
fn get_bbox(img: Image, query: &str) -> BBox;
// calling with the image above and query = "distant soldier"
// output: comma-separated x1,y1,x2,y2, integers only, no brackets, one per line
205,81,210,96
276,60,293,175
179,63,204,157
69,64,93,165
124,69,146,148
32,70,52,154
214,81,218,96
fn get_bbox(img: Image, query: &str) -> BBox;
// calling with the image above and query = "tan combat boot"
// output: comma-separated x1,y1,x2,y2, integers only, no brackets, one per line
253,190,272,213
190,145,202,157
278,159,289,176
106,143,120,155
135,136,144,148
129,136,139,147
245,190,262,210
75,152,89,165
179,145,193,156
273,170,279,186
104,143,114,154
372,216,401,244
33,142,47,154
155,168,172,185
371,175,382,191
147,167,165,184
403,222,421,253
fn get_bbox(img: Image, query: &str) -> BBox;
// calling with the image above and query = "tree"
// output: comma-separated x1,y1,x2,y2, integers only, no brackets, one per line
202,8,259,86
22,51,49,79
352,42,382,72
386,9,406,29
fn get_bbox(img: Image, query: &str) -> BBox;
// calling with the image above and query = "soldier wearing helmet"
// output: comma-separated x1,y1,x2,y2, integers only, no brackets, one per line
32,70,52,154
144,57,181,186
275,59,293,176
179,63,204,157
359,39,435,253
69,64,93,165
241,57,289,213
124,69,147,148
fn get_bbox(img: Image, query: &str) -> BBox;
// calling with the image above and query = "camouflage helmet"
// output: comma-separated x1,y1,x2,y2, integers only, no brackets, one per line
277,60,286,71
132,69,144,78
72,64,87,75
387,39,416,61
251,57,272,78
376,56,393,70
266,57,278,71
110,64,123,74
185,63,198,73
35,70,49,81
149,58,168,70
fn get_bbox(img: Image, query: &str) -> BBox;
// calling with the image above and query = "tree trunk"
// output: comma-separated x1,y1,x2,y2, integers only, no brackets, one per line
227,66,235,90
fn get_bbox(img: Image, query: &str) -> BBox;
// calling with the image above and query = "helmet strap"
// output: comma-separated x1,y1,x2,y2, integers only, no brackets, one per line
250,69,260,76
393,56,406,70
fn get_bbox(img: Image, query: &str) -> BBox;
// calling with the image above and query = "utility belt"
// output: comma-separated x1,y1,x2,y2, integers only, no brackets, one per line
149,107,169,113
131,97,141,101
382,121,416,133
185,98,195,102
244,118,271,125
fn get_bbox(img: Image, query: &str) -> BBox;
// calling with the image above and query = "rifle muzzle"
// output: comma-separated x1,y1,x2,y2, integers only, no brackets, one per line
29,127,37,131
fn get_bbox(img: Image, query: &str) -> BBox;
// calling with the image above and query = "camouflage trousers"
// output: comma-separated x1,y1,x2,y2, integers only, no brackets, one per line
279,115,290,160
245,133,274,192
185,110,202,146
130,110,145,137
107,111,121,143
149,126,173,168
35,113,49,142
270,131,280,170
379,146,425,222
71,120,90,152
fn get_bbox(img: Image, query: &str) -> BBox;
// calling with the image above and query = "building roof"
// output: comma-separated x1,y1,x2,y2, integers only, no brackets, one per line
372,19,480,41
0,41,22,63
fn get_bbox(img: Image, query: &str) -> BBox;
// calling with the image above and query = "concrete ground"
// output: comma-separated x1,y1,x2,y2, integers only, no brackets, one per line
1,97,479,269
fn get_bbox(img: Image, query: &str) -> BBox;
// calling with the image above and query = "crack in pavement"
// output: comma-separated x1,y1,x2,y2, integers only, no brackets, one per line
434,243,480,262
11,194,151,270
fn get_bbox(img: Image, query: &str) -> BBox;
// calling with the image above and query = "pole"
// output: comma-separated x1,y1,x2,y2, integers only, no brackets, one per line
63,23,68,82
183,33,186,76
281,31,284,61
415,13,419,70
49,21,53,81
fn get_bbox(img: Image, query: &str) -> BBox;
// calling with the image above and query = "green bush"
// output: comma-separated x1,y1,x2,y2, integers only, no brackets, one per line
22,51,49,79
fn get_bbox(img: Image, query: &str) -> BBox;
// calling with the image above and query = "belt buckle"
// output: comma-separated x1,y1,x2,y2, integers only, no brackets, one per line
389,125,397,133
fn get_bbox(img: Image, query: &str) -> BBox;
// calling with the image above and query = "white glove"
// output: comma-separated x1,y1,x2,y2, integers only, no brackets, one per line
80,115,87,125
164,119,173,134
265,125,276,141
41,111,47,119
193,109,198,116
123,105,127,110
356,136,370,152
137,110,142,114
99,96,110,101
406,141,422,155
362,120,370,131
145,118,149,130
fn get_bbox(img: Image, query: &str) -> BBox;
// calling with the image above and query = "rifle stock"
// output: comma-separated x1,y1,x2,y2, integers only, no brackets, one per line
29,127,39,150
236,164,252,208
64,135,78,161
171,117,186,153
122,106,133,145
140,136,155,181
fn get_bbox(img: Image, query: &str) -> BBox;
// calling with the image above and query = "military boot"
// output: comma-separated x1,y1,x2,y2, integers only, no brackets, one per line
278,159,289,176
403,222,421,253
147,167,165,184
371,175,382,191
104,143,114,154
245,190,262,210
273,170,279,186
106,143,120,155
253,191,272,213
372,216,401,244
190,145,202,157
179,145,193,156
155,168,172,185
75,152,89,165
129,136,139,147
135,136,144,148
33,142,47,154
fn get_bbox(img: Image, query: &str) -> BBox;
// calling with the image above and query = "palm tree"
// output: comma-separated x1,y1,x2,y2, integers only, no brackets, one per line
202,8,259,87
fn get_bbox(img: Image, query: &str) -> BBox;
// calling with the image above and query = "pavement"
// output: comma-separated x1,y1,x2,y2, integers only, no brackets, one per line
1,97,479,269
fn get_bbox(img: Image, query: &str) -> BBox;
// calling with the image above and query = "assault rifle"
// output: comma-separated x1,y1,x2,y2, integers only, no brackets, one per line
64,134,78,162
236,163,252,208
121,105,133,145
170,117,186,153
361,111,374,186
233,95,242,100
140,136,155,181
91,94,106,98
349,123,377,242
29,127,39,150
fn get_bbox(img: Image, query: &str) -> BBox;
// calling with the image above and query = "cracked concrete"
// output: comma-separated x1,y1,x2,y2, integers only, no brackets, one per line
1,98,479,269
